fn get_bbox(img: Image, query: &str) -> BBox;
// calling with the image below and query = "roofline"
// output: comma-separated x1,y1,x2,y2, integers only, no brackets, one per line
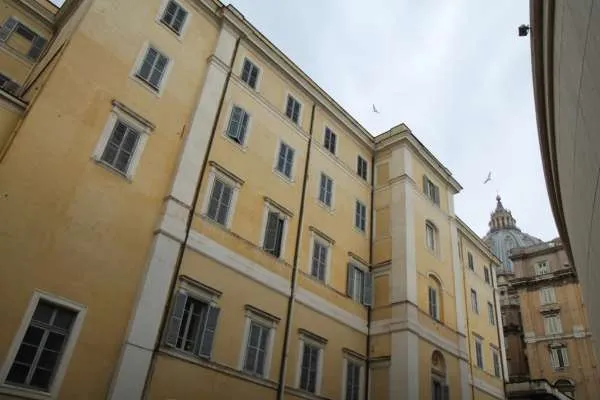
456,216,500,264
509,239,564,260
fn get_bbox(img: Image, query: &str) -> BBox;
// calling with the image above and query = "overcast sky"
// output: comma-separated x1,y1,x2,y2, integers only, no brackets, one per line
226,0,556,240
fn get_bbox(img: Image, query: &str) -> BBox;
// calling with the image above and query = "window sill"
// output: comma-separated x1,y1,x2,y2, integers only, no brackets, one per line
157,19,184,42
353,226,367,236
273,169,294,185
92,157,133,182
222,133,248,152
130,75,162,98
316,199,335,214
0,383,52,400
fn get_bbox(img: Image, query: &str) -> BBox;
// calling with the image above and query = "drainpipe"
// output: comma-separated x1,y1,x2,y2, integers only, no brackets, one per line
141,34,241,397
491,262,508,395
364,153,375,400
461,247,477,400
276,103,315,400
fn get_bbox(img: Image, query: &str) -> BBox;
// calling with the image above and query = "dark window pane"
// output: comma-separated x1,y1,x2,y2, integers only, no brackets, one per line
15,343,37,364
53,309,75,330
122,130,139,152
23,326,44,345
37,349,59,370
33,302,54,324
44,332,66,352
30,368,51,390
115,151,131,173
6,363,29,385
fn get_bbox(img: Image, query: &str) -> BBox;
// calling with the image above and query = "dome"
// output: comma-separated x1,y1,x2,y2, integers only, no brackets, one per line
483,195,542,273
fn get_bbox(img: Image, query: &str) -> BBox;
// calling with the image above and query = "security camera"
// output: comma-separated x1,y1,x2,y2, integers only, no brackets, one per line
518,24,530,37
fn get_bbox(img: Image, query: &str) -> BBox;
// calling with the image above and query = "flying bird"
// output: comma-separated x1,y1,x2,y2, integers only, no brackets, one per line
483,172,492,184
372,104,380,114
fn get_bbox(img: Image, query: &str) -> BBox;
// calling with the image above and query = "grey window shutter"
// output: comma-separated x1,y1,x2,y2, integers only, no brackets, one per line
346,264,354,297
363,271,373,306
239,111,249,143
198,305,220,358
165,291,187,347
227,107,242,139
422,175,428,195
264,212,277,250
434,185,440,205
443,384,449,400
28,35,47,60
0,17,17,42
241,60,251,83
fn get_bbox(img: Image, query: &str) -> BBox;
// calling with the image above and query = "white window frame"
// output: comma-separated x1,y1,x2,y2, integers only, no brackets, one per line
347,262,371,305
475,338,484,369
487,301,495,326
222,102,252,149
295,335,325,395
341,354,365,400
544,315,563,335
425,221,437,253
550,346,569,370
317,172,335,210
428,286,439,321
491,347,501,377
238,307,277,378
323,126,337,155
240,56,262,91
307,232,332,284
259,200,290,259
355,200,367,233
92,102,153,180
0,291,86,399
200,164,242,229
284,92,303,126
540,287,557,305
357,155,368,181
273,139,296,183
471,289,479,314
129,41,173,96
155,0,191,38
535,260,550,276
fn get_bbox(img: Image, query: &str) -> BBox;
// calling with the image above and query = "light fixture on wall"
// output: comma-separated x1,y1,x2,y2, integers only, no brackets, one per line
518,24,530,37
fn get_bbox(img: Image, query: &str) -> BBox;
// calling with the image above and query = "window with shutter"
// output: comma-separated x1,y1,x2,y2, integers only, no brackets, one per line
346,264,371,305
299,342,320,393
206,178,234,226
136,46,170,91
467,252,474,270
243,321,270,376
276,142,295,179
475,339,483,368
100,120,141,175
423,175,440,205
540,287,556,305
488,302,495,325
311,240,328,282
160,0,188,35
0,18,47,61
429,287,438,320
355,201,366,232
226,106,250,145
345,360,361,400
357,156,368,181
263,210,285,257
285,95,301,124
241,58,260,89
324,127,336,154
318,173,333,207
471,289,478,313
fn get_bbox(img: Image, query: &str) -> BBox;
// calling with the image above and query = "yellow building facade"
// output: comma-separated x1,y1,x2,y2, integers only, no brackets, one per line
0,1,505,399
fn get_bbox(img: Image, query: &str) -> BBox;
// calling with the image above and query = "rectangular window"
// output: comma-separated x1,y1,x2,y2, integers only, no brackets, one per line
226,106,250,145
471,289,478,313
544,315,563,335
484,266,490,284
285,94,301,124
422,175,440,205
311,240,328,282
243,321,270,376
468,252,474,270
345,360,361,400
357,156,368,181
165,292,220,358
0,72,19,94
428,286,438,320
539,287,556,305
319,173,333,207
550,347,569,369
241,58,260,89
100,120,141,175
263,210,285,258
492,349,501,377
324,127,336,154
355,201,366,232
475,339,483,369
347,264,372,305
0,17,47,60
276,142,295,179
136,46,169,90
426,223,436,251
299,342,320,393
206,178,233,226
160,0,188,34
5,301,76,391
535,261,550,275
488,302,495,325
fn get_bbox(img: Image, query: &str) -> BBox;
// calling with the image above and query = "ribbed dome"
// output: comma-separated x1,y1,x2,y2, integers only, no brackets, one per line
483,195,542,273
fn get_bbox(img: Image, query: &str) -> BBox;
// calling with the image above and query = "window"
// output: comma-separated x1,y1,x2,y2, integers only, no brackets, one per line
4,301,78,391
355,201,366,232
241,58,260,89
431,377,449,400
299,342,320,393
285,94,301,124
225,105,250,145
243,321,270,376
487,302,495,325
484,266,490,284
357,156,368,181
535,261,550,275
344,360,361,400
136,46,169,90
544,315,563,335
165,291,220,358
324,127,336,154
492,348,501,377
555,379,575,397
423,175,440,205
0,17,47,60
0,72,19,94
550,346,569,369
471,289,478,314
99,120,141,175
276,142,295,179
467,252,474,270
160,0,188,34
475,339,483,368
263,209,286,258
319,173,333,208
347,264,372,305
311,240,328,282
540,287,556,305
426,222,437,252
206,178,234,226
429,286,439,321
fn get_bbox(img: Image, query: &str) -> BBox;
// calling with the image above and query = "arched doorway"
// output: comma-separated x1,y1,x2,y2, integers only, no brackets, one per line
431,350,449,400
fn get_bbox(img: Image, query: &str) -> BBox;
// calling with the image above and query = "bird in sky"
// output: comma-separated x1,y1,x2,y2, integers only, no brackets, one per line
483,172,492,184
372,104,380,113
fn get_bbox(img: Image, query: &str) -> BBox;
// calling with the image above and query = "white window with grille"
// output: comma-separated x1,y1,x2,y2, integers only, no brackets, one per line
241,58,260,90
550,346,569,369
285,94,302,125
296,331,326,395
347,263,372,306
539,287,556,305
342,354,365,400
318,173,334,208
201,163,242,229
159,0,188,35
0,17,47,60
133,43,171,93
535,260,550,275
225,105,250,146
544,315,563,335
238,306,278,378
275,141,295,180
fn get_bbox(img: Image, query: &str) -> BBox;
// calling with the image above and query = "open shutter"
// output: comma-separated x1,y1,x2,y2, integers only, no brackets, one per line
0,17,17,42
363,271,373,306
198,305,220,358
550,349,558,369
433,185,440,205
422,175,428,195
346,264,355,297
27,35,47,60
165,291,187,347
443,384,450,400
561,348,569,367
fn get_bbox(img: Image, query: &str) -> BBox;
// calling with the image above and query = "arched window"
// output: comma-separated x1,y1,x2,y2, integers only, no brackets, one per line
425,221,438,253
428,274,443,322
555,379,575,398
431,350,448,400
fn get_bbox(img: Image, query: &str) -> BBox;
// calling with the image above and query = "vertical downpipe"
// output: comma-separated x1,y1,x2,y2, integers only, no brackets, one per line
491,262,507,393
364,153,375,399
276,103,316,400
461,241,477,400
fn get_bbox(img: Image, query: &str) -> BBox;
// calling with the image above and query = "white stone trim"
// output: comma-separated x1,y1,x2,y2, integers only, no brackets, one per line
295,335,324,395
129,41,173,97
296,288,367,334
199,165,241,229
0,291,87,399
341,354,365,400
472,377,504,399
155,0,192,40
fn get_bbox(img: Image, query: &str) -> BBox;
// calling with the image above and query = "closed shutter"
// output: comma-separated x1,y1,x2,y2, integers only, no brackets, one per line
227,107,242,140
422,175,428,196
0,17,17,41
27,35,47,60
433,185,440,205
346,264,355,297
239,111,249,143
550,349,559,369
363,271,373,306
165,291,187,347
198,305,220,358
443,384,449,400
